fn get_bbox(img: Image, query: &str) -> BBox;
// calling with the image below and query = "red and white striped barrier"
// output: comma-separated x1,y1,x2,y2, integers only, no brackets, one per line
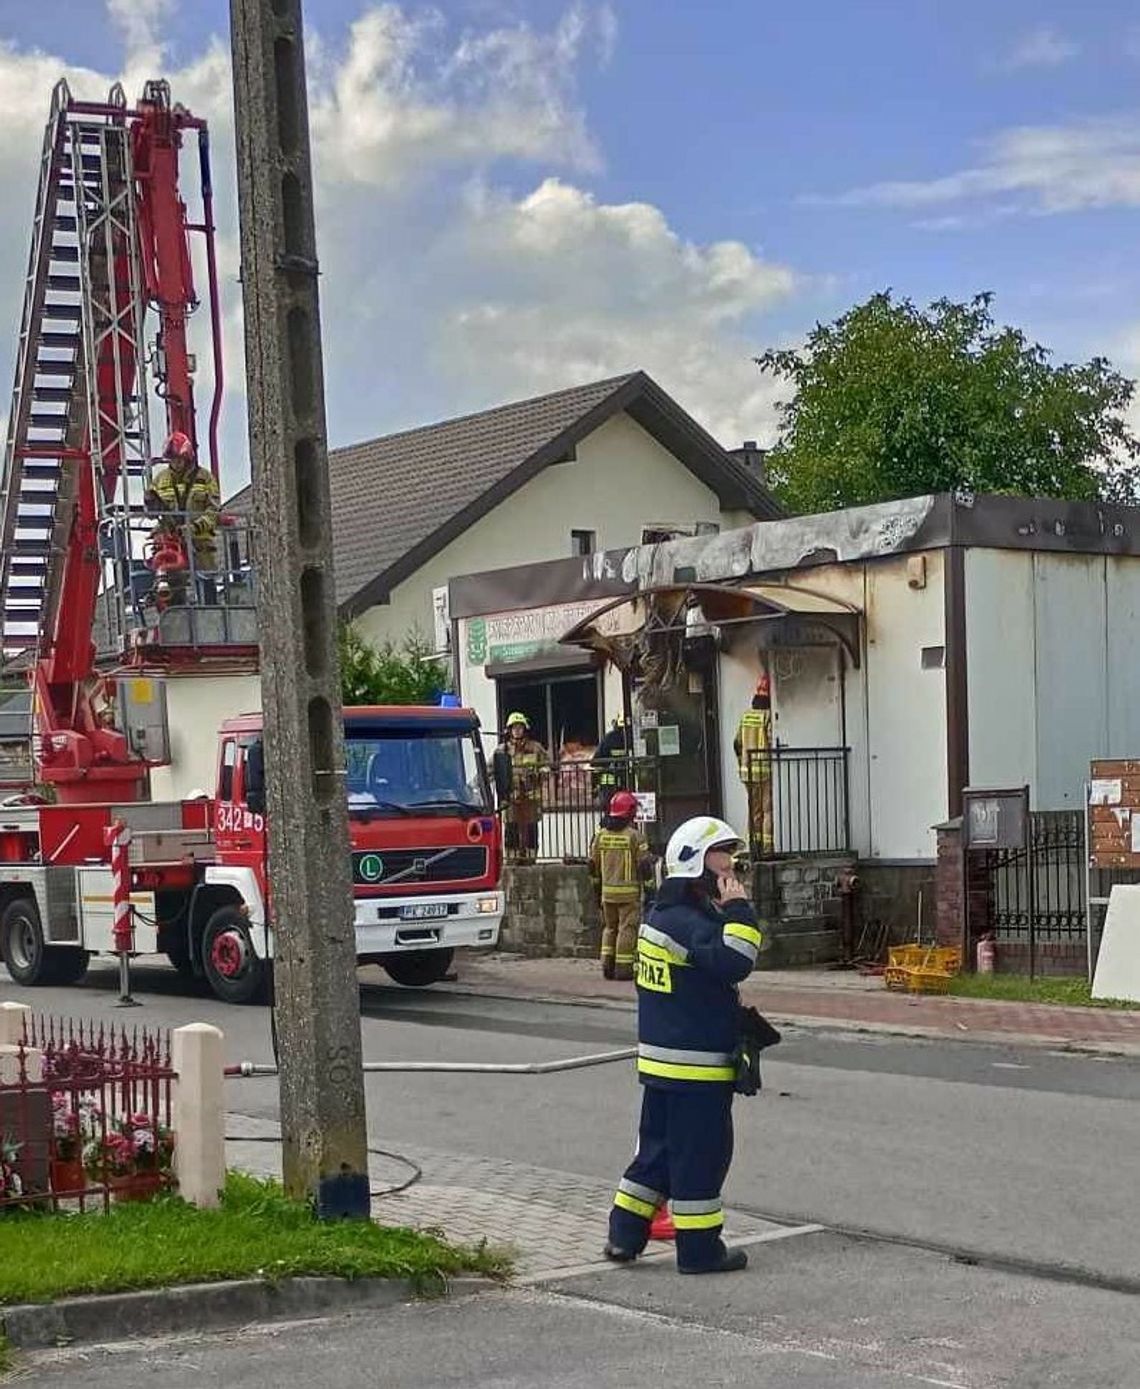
106,820,134,954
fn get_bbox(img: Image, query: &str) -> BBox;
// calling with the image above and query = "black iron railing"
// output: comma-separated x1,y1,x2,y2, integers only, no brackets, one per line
982,809,1085,941
746,747,851,859
504,756,664,863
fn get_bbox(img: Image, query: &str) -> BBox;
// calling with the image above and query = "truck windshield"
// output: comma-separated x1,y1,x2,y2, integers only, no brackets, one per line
345,726,492,816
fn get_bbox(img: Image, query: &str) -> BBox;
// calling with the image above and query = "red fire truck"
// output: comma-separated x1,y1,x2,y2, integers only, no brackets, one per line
0,81,505,1003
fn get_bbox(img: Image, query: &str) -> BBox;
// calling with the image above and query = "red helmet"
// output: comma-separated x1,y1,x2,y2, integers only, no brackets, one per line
164,430,195,461
608,790,638,820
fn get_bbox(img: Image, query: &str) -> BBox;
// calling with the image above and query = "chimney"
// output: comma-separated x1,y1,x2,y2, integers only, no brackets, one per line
730,440,767,485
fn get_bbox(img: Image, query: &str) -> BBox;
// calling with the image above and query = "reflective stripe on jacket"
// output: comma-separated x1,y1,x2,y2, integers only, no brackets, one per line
505,739,548,803
589,826,648,902
736,709,771,783
634,879,764,1089
149,465,220,555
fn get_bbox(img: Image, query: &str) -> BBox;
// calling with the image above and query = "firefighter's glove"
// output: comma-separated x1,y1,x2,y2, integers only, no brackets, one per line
733,1005,782,1098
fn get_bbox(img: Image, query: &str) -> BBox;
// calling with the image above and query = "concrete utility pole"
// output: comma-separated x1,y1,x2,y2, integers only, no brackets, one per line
230,0,369,1218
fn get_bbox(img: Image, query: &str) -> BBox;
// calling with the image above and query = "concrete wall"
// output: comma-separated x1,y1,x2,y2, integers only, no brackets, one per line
500,863,600,957
862,552,947,858
966,550,1140,809
358,412,732,650
150,674,262,803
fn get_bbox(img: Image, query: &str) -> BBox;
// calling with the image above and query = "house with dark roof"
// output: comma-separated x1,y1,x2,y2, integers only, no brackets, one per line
144,371,777,804
228,370,779,654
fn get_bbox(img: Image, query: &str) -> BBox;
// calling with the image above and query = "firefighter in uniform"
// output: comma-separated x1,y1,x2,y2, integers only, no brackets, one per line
606,815,763,1275
499,712,549,865
734,671,773,856
144,431,221,605
589,789,654,981
591,715,632,812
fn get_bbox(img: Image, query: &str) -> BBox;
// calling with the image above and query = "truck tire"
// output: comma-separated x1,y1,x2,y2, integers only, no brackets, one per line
0,897,45,984
0,898,89,986
382,948,455,988
165,945,195,979
45,947,90,986
201,906,266,1005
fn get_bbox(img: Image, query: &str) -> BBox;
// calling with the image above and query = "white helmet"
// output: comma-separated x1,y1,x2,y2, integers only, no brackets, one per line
664,816,745,879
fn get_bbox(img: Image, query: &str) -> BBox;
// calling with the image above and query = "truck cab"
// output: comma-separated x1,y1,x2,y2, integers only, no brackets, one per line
202,705,505,1001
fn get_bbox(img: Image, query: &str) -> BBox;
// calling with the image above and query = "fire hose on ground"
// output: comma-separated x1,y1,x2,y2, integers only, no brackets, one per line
223,1046,639,1200
223,1046,637,1079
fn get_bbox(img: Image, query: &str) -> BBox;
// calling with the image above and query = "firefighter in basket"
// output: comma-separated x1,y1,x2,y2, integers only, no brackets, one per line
144,431,221,606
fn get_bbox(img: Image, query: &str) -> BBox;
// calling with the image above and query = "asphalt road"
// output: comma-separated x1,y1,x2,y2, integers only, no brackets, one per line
5,958,1140,1387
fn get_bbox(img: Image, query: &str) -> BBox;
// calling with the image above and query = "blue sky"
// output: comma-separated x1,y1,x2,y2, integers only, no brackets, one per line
0,0,1138,492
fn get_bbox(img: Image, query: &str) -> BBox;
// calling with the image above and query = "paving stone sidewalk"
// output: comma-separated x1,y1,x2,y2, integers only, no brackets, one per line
423,955,1140,1055
226,1114,782,1279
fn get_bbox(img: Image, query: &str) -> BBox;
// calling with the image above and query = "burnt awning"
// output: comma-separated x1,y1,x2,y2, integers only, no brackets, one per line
558,581,862,668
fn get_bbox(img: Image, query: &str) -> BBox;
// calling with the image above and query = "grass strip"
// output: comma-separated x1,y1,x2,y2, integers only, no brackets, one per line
946,974,1139,1010
0,1171,511,1305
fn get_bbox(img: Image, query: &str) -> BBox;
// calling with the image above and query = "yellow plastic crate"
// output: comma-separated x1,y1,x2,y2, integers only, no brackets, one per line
888,944,961,974
904,968,955,995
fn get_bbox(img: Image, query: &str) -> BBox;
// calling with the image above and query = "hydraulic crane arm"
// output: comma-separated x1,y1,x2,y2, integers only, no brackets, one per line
0,80,223,803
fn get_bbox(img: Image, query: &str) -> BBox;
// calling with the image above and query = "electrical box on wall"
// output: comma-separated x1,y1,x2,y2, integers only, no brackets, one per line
114,676,171,764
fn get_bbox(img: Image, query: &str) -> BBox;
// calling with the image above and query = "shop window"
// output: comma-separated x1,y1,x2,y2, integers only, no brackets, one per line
496,670,601,806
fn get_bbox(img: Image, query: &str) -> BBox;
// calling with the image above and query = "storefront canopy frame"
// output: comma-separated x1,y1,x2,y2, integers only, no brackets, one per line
558,581,862,668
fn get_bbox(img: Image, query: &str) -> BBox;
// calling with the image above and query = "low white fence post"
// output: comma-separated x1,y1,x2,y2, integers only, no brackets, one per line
172,1023,225,1209
0,1001,31,1047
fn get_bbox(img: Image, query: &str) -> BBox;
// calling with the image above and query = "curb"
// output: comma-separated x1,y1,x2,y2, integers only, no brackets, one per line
433,981,1140,1058
0,1274,495,1351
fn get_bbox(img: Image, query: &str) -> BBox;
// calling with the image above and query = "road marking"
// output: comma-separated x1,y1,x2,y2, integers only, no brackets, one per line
991,1062,1030,1070
518,1221,825,1285
536,1288,973,1388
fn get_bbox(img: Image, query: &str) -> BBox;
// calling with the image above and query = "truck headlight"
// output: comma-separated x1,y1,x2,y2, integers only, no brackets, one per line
476,896,500,914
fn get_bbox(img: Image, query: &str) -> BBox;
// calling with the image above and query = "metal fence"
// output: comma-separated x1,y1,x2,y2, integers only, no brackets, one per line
511,756,664,863
746,747,851,859
980,809,1085,943
0,1015,175,1211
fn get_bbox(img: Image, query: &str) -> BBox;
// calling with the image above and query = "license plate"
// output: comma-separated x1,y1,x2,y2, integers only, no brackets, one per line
399,903,449,921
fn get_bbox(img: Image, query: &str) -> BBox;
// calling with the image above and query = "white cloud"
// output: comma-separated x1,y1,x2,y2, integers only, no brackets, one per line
998,25,1079,72
106,0,173,65
815,116,1140,216
435,179,796,444
309,2,605,187
0,0,801,495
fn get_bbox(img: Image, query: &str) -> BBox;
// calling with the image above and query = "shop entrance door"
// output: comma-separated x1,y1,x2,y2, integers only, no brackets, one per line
633,635,722,839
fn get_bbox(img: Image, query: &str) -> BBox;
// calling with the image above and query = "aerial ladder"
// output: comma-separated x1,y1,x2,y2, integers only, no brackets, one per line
0,79,256,806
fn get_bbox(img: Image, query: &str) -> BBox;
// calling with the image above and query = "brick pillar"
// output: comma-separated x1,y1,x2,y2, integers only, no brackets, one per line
934,819,993,964
934,820,963,946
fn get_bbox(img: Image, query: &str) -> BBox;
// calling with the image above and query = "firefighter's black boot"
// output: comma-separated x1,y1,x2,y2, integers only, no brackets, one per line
679,1248,748,1275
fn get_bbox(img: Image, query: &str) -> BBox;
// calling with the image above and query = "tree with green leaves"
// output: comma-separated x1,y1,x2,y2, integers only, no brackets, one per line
338,625,447,707
755,292,1139,515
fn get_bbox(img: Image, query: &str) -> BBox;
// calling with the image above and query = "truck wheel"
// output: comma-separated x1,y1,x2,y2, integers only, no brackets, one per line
382,948,455,988
44,947,89,986
165,945,195,978
1,897,46,984
201,906,265,1005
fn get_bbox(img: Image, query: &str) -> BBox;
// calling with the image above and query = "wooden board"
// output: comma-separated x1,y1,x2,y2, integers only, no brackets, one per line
1089,760,1140,868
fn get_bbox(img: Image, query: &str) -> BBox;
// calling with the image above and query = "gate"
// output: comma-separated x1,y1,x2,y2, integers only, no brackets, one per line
978,810,1085,967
